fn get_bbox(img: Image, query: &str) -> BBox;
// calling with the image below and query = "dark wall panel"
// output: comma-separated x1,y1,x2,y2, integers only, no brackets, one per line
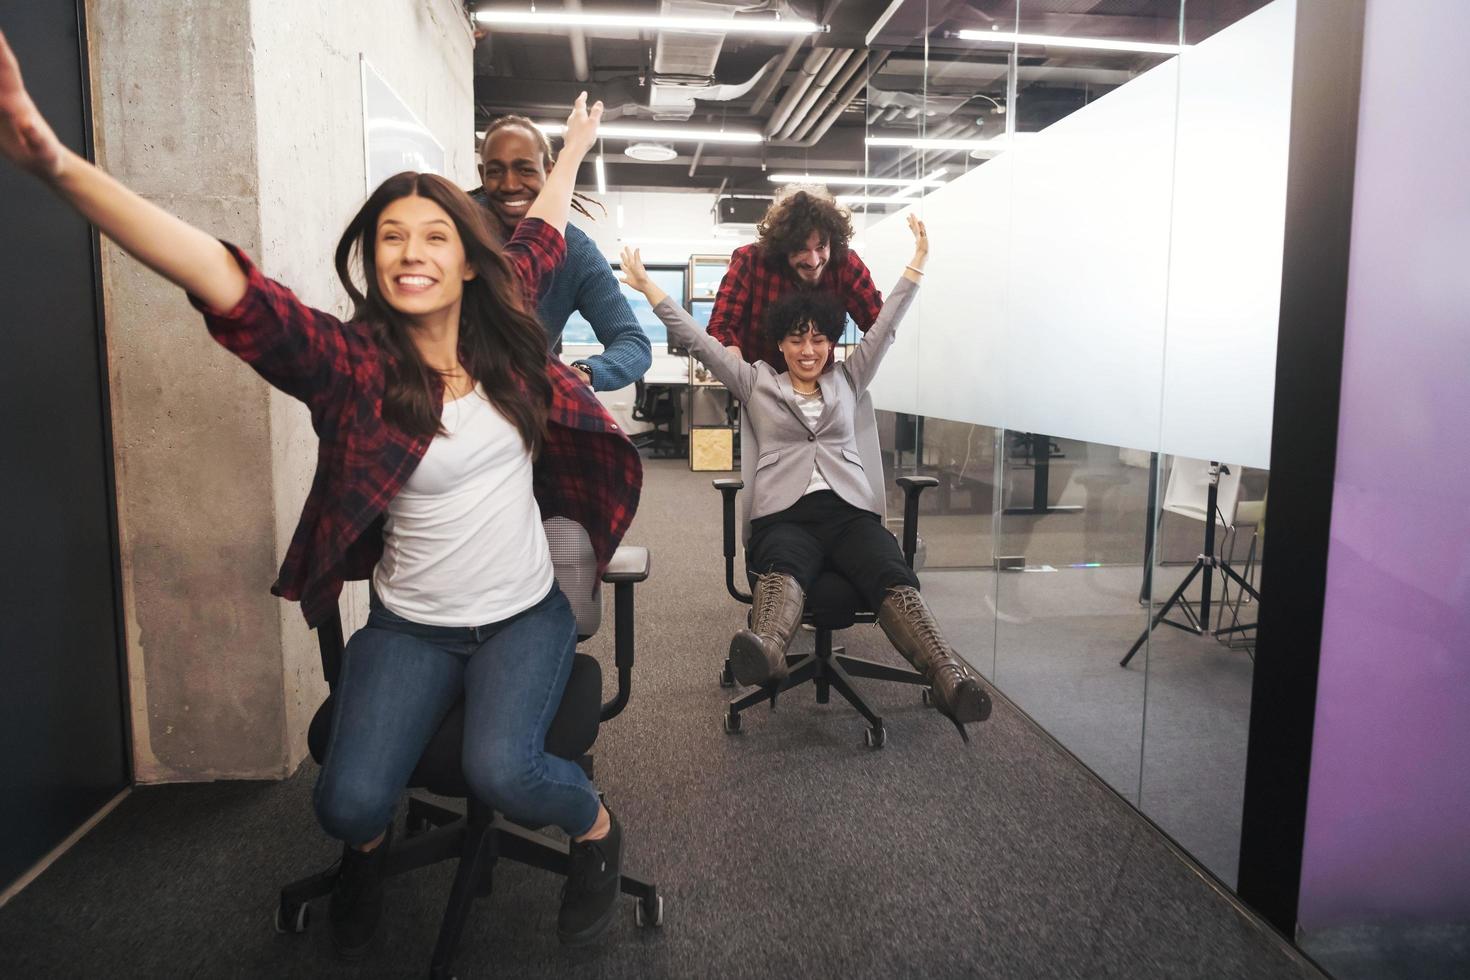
0,3,130,890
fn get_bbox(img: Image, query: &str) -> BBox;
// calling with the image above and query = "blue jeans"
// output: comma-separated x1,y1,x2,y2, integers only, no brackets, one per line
312,585,599,846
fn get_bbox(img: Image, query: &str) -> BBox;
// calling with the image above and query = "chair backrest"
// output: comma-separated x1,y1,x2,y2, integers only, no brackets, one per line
736,387,888,547
544,517,601,638
1162,456,1244,529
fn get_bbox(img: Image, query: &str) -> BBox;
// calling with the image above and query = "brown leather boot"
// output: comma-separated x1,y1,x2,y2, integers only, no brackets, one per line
729,572,805,686
878,586,992,728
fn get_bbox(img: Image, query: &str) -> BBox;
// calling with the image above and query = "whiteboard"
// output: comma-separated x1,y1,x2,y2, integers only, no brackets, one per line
863,0,1295,470
360,56,445,193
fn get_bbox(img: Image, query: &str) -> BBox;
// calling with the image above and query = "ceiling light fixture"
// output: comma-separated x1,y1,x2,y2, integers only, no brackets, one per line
952,29,1187,56
595,153,607,193
623,141,678,162
537,122,763,145
834,195,918,207
476,10,825,36
866,135,1011,152
767,173,946,189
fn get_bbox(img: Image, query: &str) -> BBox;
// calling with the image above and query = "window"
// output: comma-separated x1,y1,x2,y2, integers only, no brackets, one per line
560,264,685,347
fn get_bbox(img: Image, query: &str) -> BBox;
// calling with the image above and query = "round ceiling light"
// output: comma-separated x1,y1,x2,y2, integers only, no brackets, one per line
624,141,678,162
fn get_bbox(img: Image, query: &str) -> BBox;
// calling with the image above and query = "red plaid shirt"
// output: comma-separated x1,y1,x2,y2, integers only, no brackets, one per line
706,243,883,371
191,219,642,628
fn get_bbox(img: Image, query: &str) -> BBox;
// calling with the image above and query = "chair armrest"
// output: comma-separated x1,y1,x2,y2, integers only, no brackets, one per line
711,478,752,603
894,476,939,568
600,548,649,723
602,546,650,584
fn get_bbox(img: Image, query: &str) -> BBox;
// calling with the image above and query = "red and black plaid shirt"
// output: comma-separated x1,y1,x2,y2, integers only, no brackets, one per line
191,218,642,628
706,243,883,371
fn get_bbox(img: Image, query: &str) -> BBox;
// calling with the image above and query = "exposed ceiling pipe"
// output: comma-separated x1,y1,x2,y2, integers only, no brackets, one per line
748,37,803,116
763,47,832,137
565,0,591,82
789,48,866,142
773,48,854,141
689,142,705,176
769,51,888,148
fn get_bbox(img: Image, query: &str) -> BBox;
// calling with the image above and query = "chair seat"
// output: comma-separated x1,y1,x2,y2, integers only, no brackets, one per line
307,654,602,798
804,571,869,630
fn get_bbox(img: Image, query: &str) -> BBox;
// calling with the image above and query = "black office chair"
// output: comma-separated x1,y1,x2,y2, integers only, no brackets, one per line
274,519,661,979
630,380,679,458
713,474,939,748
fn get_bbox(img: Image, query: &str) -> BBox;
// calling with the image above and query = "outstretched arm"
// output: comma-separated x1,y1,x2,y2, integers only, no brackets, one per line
0,30,245,312
619,246,757,400
525,92,603,235
841,213,929,394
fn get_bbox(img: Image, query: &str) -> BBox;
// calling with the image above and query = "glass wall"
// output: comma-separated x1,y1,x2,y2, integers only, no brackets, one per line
863,0,1287,888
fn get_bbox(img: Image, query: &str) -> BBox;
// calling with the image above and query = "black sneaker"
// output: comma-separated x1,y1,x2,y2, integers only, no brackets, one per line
557,808,622,946
329,824,391,959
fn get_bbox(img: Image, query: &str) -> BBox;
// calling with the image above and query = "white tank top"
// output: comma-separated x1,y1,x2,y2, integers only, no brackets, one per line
373,385,554,626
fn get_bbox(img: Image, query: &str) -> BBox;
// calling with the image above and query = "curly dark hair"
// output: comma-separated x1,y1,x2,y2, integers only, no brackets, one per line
762,291,847,348
755,190,854,269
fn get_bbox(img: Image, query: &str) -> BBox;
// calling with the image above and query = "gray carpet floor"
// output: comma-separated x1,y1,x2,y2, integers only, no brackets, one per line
0,459,1315,980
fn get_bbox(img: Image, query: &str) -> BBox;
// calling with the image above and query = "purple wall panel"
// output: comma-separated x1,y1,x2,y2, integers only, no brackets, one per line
1297,0,1470,931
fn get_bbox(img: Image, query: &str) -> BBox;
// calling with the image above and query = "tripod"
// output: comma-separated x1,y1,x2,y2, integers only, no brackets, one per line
1120,461,1261,667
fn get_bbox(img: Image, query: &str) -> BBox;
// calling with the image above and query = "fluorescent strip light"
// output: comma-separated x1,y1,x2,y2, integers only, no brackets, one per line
536,122,763,144
476,11,825,36
866,136,1010,152
475,130,486,140
834,195,917,207
954,29,1186,55
768,173,946,189
595,154,607,194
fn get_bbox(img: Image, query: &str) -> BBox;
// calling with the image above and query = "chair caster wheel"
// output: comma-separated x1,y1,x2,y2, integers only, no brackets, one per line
635,895,664,928
864,726,887,749
275,900,309,934
718,663,735,688
921,687,933,707
723,710,742,734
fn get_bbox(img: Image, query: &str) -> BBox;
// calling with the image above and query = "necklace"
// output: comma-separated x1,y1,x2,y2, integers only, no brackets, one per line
792,381,819,396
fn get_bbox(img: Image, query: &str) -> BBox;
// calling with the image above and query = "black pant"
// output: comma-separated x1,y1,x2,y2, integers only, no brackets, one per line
747,490,920,610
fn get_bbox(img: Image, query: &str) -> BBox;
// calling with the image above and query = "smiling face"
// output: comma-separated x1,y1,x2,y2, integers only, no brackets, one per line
479,125,547,233
374,194,475,322
786,230,831,286
778,322,832,388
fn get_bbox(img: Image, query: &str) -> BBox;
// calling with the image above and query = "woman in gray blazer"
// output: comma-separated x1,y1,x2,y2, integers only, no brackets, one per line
619,216,990,732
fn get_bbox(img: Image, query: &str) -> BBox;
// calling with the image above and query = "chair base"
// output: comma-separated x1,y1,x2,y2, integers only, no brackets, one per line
720,628,929,748
277,795,662,979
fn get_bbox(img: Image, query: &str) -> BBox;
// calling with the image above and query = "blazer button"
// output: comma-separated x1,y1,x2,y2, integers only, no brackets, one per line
807,434,815,442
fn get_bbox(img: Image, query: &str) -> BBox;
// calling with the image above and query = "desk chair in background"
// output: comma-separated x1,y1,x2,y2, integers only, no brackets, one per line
713,393,940,749
631,380,679,458
1217,494,1266,652
275,519,661,979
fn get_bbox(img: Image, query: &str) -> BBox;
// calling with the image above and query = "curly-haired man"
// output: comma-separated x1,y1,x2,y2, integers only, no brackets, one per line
707,188,883,371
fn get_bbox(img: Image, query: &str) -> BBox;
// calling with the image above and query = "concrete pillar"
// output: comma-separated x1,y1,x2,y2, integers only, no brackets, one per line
87,0,474,781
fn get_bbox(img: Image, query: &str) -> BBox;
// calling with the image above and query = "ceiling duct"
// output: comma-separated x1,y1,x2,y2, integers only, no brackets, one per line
649,0,784,120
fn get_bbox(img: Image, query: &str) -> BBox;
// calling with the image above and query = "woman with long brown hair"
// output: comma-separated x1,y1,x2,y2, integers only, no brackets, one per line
0,31,638,955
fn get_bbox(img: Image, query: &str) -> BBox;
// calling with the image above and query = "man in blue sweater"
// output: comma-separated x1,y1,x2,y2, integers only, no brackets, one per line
474,116,651,390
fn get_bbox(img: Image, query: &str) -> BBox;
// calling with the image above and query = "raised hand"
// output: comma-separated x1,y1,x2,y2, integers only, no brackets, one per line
617,246,651,293
618,246,669,306
560,91,604,160
0,30,67,181
907,212,929,268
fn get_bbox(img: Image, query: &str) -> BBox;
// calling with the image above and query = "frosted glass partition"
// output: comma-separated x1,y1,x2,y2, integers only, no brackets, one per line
864,1,1294,470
